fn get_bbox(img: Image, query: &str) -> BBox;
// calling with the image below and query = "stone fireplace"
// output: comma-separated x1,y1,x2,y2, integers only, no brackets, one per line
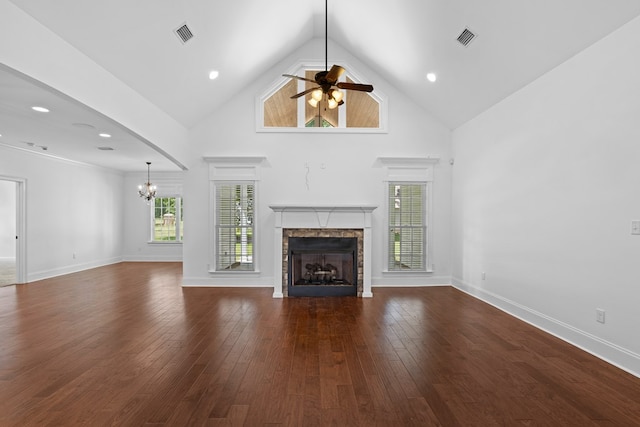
269,205,376,298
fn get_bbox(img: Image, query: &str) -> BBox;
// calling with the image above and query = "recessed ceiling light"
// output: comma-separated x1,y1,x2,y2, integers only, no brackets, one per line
32,106,50,113
426,73,437,83
209,70,219,80
99,133,111,138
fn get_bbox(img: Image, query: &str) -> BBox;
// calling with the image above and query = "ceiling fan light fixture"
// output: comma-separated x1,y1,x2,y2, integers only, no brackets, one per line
308,98,320,108
311,89,323,101
282,0,373,106
330,89,343,103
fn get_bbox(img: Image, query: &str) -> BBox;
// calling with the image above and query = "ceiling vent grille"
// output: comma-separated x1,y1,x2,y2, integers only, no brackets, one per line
456,28,476,47
174,23,194,44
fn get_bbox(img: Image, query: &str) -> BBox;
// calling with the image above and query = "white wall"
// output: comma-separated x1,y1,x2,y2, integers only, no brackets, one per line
182,39,453,287
0,179,16,258
0,146,124,281
122,171,184,261
452,16,640,375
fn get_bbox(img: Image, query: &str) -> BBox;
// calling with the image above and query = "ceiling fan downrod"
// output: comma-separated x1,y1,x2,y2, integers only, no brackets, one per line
325,0,328,72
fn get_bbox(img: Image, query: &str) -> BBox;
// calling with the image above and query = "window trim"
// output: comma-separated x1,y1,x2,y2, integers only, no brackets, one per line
204,156,265,274
378,157,438,274
255,61,388,133
148,195,184,244
386,182,429,272
212,181,256,272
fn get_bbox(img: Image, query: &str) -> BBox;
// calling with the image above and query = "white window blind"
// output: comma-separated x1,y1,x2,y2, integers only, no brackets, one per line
215,182,254,271
388,182,426,270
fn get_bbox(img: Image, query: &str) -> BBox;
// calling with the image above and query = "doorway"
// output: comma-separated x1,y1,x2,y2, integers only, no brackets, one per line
0,177,25,286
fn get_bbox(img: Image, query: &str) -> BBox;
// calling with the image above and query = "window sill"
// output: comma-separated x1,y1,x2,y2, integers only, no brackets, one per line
382,269,433,275
256,127,388,134
147,241,183,245
208,269,261,276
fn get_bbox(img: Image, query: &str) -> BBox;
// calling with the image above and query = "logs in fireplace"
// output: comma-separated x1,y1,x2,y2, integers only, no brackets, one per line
288,237,357,297
300,262,341,284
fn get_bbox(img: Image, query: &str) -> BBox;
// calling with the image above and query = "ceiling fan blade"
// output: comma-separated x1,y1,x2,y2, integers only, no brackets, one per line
283,74,317,84
325,65,345,83
290,87,321,99
336,82,374,92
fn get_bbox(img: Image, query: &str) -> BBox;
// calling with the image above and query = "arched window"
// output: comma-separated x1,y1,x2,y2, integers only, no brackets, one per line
257,63,387,133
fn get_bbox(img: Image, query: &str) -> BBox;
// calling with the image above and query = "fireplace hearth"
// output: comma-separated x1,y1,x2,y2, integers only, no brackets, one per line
288,237,357,296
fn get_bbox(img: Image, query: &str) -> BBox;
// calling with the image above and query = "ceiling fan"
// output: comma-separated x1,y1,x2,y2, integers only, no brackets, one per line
282,0,374,109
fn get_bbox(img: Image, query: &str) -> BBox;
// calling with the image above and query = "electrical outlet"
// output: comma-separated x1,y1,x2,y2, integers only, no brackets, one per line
632,220,640,235
596,308,605,324
72,253,76,259
481,272,486,280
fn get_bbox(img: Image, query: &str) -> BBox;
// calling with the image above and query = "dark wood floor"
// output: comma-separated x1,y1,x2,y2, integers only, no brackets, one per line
1,263,639,426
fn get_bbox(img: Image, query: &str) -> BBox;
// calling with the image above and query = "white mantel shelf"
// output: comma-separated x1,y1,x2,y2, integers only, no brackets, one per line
269,204,377,298
269,205,377,212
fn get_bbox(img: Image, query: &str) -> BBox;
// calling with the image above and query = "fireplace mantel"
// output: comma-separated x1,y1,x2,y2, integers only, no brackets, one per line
269,204,377,298
269,205,377,211
270,205,376,229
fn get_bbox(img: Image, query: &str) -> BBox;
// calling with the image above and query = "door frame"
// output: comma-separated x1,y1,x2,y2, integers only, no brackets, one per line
0,176,26,284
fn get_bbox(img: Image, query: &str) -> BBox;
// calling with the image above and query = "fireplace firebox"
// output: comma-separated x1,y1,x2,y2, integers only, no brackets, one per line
288,237,357,297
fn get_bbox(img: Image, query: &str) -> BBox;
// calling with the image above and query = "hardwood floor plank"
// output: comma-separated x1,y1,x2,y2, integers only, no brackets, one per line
1,264,640,426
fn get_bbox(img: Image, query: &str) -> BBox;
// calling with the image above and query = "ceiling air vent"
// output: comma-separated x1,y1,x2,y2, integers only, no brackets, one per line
97,146,114,151
456,28,476,47
174,22,194,44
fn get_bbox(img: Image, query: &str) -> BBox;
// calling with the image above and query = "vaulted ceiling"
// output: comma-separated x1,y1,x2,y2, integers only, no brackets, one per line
2,0,640,171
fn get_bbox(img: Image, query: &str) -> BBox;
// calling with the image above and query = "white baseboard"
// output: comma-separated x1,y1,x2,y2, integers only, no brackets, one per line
372,274,451,287
28,256,123,282
182,275,274,288
452,276,640,379
122,255,183,262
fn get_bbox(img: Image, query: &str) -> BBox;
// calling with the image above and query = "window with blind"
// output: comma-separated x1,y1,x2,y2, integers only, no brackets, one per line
388,182,427,270
215,182,254,271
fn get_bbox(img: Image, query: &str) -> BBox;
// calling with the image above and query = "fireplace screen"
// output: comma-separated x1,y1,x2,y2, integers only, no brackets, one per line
288,237,357,297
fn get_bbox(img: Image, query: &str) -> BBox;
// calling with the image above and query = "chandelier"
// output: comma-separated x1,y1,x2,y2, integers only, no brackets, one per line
138,161,157,202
